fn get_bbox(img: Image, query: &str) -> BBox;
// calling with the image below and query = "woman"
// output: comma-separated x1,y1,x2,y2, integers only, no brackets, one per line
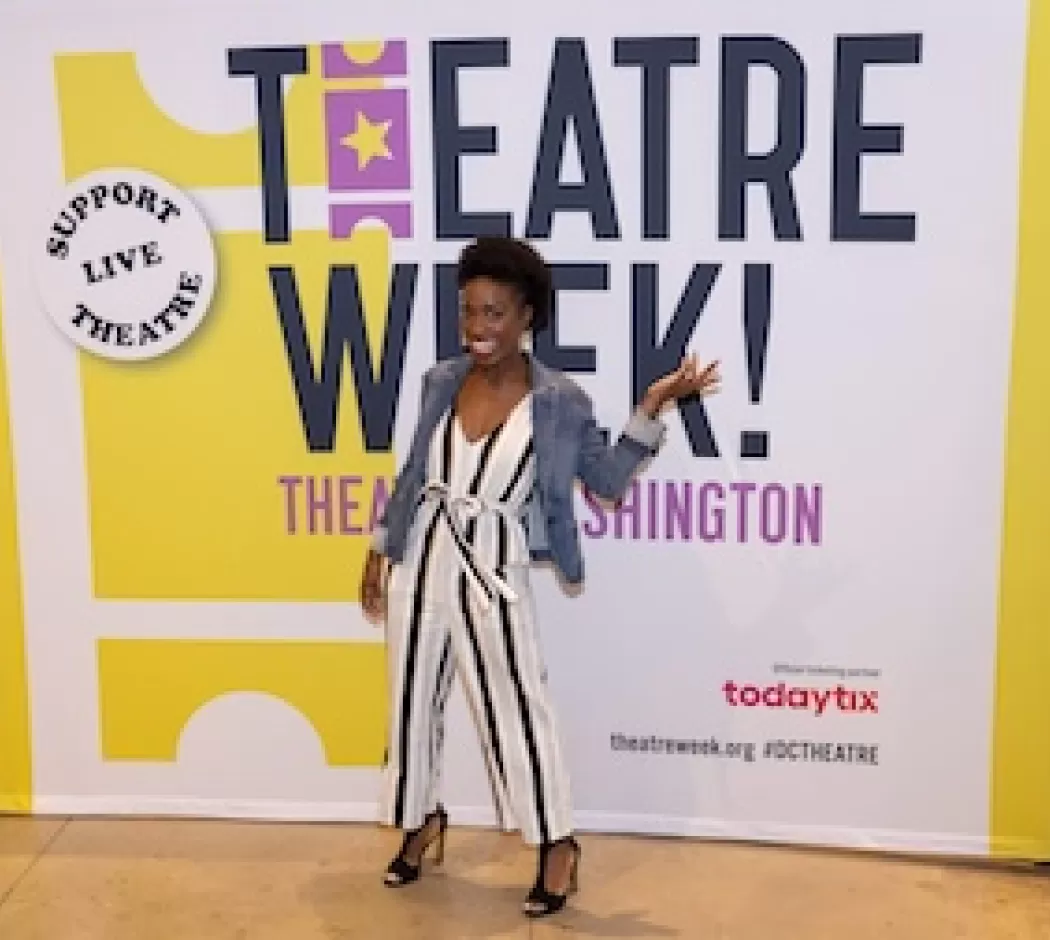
361,236,720,918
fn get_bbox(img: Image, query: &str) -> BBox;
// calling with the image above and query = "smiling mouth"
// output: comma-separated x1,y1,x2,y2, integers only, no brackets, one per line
468,340,496,356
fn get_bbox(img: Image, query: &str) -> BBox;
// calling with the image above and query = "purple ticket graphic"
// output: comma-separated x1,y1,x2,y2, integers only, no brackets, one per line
329,203,413,239
322,41,408,78
324,88,411,192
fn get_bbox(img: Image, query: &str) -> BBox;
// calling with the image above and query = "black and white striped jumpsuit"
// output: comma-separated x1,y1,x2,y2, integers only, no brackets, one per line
378,394,574,846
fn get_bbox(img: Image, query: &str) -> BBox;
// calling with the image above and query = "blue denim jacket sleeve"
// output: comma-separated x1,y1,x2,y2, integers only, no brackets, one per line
370,509,391,554
572,387,666,501
369,373,431,555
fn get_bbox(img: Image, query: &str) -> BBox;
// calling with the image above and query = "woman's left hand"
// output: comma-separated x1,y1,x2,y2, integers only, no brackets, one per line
641,354,721,417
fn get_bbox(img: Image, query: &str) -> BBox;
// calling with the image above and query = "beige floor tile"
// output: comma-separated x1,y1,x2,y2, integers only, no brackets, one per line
0,819,532,940
530,836,1050,939
0,820,1046,939
0,817,65,898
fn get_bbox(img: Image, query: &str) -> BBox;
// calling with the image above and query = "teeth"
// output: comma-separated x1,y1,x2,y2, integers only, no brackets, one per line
471,341,495,354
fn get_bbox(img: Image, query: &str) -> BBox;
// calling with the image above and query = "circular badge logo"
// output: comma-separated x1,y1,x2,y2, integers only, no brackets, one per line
35,168,217,361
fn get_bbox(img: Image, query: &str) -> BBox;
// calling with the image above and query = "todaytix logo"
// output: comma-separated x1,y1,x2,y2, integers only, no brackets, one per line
722,680,879,717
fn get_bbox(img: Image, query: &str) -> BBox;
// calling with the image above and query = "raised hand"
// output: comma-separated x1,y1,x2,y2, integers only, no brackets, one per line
641,354,721,416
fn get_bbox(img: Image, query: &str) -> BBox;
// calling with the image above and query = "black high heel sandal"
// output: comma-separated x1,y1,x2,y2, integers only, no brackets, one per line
522,835,581,918
383,805,448,887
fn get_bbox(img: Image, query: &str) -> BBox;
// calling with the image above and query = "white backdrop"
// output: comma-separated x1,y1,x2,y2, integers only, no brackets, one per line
0,0,1030,854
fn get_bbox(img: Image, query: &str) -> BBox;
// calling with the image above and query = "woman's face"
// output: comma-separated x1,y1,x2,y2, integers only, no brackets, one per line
460,276,531,368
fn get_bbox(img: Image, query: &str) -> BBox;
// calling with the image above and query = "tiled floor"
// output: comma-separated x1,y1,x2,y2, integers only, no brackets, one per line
0,816,1047,938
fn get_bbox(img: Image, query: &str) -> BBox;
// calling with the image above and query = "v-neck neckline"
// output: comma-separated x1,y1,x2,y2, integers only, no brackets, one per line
454,393,530,446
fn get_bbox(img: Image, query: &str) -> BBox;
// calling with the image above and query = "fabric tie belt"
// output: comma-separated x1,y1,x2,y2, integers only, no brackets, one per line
420,481,520,609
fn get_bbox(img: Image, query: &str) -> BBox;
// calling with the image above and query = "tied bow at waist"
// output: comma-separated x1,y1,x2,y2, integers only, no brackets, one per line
420,481,520,609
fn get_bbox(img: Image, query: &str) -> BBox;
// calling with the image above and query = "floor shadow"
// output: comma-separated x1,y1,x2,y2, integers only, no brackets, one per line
534,906,682,937
303,865,682,939
304,867,528,939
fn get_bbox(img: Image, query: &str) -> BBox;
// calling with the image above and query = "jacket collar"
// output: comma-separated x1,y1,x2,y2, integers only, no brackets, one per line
430,353,560,491
528,354,560,395
527,356,559,493
434,353,560,396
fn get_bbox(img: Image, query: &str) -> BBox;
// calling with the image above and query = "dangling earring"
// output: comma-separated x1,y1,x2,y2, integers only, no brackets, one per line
520,331,533,353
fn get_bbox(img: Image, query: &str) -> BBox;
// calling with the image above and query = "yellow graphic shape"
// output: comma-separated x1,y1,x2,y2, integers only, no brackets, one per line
0,267,32,812
98,639,386,765
54,46,332,187
343,111,393,170
344,42,386,66
80,227,395,600
990,0,1050,861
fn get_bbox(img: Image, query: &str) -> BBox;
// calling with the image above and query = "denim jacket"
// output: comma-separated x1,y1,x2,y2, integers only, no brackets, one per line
371,354,666,585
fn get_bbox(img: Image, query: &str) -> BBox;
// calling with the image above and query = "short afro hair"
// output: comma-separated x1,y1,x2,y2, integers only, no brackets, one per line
456,236,552,332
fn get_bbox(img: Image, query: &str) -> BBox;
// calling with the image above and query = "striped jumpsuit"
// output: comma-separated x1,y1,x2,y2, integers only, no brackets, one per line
378,394,573,846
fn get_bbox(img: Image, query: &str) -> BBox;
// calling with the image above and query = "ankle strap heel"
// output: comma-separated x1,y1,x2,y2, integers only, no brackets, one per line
523,835,581,918
383,805,449,888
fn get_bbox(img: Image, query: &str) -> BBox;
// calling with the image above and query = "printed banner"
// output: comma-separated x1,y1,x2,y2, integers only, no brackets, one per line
0,0,1047,858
